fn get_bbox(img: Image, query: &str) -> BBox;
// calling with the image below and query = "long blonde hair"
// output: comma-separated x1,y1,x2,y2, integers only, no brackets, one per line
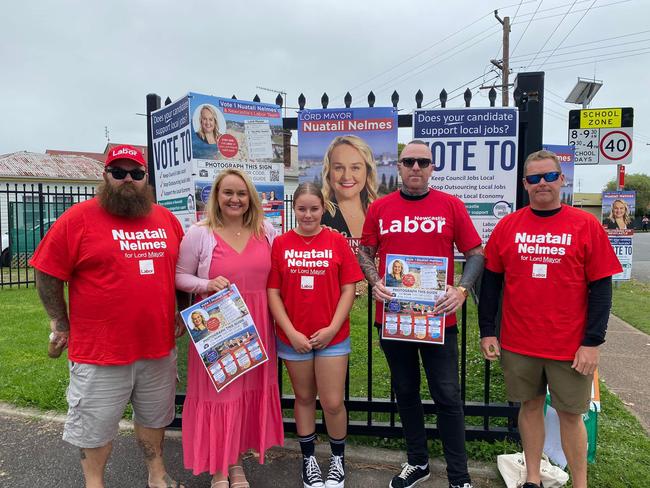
608,198,632,226
197,105,222,142
202,168,264,237
321,135,378,217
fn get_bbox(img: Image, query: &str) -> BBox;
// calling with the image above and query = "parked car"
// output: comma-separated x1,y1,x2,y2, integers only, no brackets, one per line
1,232,9,267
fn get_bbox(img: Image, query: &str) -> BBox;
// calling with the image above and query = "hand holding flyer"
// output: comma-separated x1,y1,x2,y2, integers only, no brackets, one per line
382,254,447,344
180,284,268,392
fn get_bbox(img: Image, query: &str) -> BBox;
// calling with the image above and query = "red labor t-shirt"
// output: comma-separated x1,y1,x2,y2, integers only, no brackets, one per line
268,228,364,346
484,205,622,360
361,190,482,326
30,198,184,365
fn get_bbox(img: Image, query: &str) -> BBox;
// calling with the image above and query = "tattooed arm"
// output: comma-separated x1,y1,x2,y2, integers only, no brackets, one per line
357,244,393,302
35,269,69,348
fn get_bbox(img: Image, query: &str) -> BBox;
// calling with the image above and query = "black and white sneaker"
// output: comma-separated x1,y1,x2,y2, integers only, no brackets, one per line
302,455,324,488
325,454,345,488
449,483,474,488
389,462,430,488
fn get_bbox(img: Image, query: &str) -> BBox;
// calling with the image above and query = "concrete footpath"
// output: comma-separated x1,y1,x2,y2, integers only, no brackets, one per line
0,406,501,488
599,314,650,433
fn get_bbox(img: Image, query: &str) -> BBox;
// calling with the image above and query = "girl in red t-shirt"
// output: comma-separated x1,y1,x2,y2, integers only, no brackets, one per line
268,183,363,488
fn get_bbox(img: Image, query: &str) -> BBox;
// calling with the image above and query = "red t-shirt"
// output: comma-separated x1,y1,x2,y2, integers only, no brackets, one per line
268,228,364,346
484,205,622,360
362,190,482,326
30,198,184,365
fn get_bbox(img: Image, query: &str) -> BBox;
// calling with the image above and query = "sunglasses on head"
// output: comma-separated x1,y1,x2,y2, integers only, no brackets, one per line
106,167,147,181
400,157,432,168
524,171,561,184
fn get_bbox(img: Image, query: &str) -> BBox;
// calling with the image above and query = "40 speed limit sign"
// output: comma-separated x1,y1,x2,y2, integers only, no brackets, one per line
568,107,633,165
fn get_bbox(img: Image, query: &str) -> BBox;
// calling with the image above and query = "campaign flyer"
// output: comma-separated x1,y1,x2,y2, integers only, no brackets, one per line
181,284,268,392
382,254,447,344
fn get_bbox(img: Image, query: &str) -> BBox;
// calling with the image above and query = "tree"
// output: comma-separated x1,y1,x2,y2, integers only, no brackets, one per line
605,173,650,217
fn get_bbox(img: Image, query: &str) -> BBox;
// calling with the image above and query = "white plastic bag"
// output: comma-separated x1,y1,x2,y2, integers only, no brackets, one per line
497,452,569,488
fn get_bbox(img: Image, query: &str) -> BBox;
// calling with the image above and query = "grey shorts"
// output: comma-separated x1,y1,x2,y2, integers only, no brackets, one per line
63,349,177,448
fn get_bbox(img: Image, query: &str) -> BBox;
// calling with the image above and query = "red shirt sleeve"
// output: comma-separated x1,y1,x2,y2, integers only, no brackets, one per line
267,237,283,289
585,215,623,281
361,202,379,248
29,207,83,281
336,233,364,285
452,198,482,253
483,221,505,273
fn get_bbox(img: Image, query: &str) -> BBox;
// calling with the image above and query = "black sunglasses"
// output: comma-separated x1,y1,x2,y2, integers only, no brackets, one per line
400,157,432,168
524,171,561,184
106,167,147,181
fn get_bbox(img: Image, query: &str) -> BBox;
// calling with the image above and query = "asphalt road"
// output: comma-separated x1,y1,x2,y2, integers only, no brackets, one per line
0,412,500,488
631,231,650,282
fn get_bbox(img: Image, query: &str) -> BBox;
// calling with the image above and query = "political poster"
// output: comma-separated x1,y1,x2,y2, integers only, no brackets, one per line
150,96,195,229
602,191,635,280
298,107,398,249
181,284,268,393
189,93,285,233
543,144,575,206
414,108,518,244
382,254,447,344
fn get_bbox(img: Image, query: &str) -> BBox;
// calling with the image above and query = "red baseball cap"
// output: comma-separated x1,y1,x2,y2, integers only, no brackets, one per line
105,145,146,168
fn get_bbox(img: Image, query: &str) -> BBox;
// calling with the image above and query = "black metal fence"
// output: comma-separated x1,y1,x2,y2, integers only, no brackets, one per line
0,183,96,288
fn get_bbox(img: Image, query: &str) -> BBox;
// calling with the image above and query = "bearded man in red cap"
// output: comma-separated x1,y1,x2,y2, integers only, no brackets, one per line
31,145,186,488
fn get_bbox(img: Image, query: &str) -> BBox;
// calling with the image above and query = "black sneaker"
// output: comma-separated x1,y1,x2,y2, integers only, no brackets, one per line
325,454,345,488
389,462,430,488
449,483,474,488
302,455,324,488
521,483,544,488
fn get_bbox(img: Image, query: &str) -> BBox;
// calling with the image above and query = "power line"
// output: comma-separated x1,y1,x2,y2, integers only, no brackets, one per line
515,46,650,69
537,0,598,69
510,29,650,60
424,74,501,109
338,1,539,100
421,72,498,108
526,0,578,68
511,0,543,55
525,48,650,72
512,0,631,25
356,25,502,103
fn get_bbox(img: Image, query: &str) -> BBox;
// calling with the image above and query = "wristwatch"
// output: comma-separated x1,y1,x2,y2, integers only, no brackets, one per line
456,286,469,298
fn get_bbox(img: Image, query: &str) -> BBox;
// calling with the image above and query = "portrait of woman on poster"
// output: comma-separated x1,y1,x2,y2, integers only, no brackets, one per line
604,199,632,230
321,135,378,238
196,105,222,145
385,259,405,287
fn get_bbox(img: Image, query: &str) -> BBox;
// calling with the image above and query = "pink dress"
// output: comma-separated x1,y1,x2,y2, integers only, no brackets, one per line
182,233,284,475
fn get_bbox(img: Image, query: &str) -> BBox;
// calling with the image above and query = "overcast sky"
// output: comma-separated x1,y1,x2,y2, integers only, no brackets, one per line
2,0,649,192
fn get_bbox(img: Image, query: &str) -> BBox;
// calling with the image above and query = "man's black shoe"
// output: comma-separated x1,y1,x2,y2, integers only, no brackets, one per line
521,482,544,488
389,462,430,488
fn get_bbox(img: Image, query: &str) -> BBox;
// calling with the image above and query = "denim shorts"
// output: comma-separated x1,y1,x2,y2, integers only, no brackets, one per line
277,337,351,361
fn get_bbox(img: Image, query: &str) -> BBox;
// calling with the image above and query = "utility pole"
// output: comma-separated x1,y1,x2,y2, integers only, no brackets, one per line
490,10,510,107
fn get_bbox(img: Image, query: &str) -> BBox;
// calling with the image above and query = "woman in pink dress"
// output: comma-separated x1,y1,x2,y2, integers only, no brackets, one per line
176,168,284,488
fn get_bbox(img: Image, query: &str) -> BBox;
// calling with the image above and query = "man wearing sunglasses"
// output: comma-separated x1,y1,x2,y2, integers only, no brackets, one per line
31,145,186,488
478,150,621,488
358,140,484,488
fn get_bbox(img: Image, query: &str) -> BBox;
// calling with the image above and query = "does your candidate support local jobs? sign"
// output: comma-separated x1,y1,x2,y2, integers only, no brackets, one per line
568,107,634,165
414,108,518,243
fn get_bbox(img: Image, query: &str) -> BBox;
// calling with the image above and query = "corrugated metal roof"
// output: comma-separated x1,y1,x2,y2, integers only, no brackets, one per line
0,152,104,180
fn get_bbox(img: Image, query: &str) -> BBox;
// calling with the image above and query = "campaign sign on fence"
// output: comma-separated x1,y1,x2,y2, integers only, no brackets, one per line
189,93,285,233
181,284,268,393
414,108,518,244
602,191,635,280
298,107,398,247
150,96,195,229
542,144,575,206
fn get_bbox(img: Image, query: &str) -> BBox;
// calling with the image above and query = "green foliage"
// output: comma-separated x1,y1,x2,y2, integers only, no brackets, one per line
612,279,650,335
606,173,650,216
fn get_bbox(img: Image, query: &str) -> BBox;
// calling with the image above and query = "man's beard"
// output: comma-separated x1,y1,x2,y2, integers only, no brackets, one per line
97,181,155,218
